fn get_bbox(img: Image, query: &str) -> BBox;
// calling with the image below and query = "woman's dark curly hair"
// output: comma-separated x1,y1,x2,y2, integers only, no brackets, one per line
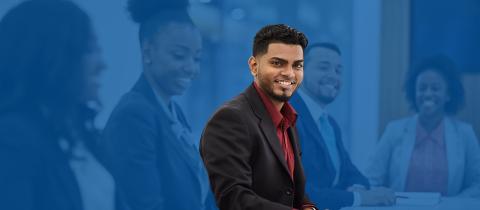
404,55,465,115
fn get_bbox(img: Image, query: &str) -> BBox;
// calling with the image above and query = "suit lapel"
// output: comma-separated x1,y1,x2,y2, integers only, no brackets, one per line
50,141,83,210
398,116,418,190
289,126,308,197
135,74,202,186
444,117,461,195
40,117,82,210
258,112,292,175
245,85,291,176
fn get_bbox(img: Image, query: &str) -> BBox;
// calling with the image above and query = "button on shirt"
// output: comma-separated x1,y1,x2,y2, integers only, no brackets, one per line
254,84,318,210
254,83,296,179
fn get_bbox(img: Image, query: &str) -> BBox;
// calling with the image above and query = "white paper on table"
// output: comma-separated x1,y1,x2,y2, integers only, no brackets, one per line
395,192,441,206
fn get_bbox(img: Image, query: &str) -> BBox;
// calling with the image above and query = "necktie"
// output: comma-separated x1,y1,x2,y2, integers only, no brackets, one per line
318,114,340,185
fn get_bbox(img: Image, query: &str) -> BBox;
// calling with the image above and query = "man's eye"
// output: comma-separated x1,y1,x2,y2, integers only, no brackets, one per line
294,63,304,69
172,51,187,59
271,60,282,66
319,66,330,71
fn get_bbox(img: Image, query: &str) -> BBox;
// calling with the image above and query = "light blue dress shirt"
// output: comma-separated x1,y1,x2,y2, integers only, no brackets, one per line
297,89,362,206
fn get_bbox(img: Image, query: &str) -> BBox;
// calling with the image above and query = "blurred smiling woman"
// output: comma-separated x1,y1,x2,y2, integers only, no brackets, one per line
366,55,480,197
0,1,114,210
101,0,217,209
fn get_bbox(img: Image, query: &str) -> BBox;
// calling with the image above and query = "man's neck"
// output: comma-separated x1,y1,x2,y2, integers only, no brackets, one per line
254,81,285,111
301,86,328,109
271,100,284,112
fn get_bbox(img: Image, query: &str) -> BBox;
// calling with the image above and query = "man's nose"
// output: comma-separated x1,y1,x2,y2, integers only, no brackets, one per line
280,66,295,77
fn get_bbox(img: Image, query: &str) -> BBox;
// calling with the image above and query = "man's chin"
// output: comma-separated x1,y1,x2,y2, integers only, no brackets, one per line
272,94,291,102
265,87,294,102
319,95,336,104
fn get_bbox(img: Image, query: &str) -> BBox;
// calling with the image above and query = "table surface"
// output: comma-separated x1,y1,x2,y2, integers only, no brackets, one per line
340,198,480,210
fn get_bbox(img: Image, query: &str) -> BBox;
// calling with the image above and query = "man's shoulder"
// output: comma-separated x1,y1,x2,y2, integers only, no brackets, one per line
224,93,249,110
210,94,250,119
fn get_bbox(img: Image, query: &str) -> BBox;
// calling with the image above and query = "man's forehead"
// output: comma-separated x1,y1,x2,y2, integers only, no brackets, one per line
262,43,304,60
306,47,340,58
307,47,341,62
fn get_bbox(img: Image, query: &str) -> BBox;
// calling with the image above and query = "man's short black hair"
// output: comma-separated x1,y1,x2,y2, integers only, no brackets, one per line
305,42,341,56
252,24,308,57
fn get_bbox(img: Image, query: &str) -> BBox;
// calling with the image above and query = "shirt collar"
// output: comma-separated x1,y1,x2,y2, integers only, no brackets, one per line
253,82,297,128
151,86,177,123
297,88,327,121
416,119,445,146
151,86,197,147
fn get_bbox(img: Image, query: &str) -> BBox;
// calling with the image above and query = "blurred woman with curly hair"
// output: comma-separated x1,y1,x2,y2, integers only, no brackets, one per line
366,55,480,198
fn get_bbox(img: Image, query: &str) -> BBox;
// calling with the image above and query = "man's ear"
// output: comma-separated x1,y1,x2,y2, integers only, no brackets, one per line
248,56,258,77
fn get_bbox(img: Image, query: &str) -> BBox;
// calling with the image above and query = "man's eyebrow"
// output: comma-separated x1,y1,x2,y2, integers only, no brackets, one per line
269,57,288,62
269,57,304,63
312,61,344,69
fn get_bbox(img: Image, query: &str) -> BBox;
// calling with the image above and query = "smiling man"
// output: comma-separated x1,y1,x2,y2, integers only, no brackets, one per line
291,43,395,210
200,24,317,210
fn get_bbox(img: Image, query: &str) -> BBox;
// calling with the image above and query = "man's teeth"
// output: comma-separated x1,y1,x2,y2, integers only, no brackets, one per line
276,80,294,85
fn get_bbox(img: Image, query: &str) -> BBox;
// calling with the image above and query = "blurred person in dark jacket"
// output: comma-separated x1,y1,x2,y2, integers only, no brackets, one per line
0,1,115,210
101,0,217,209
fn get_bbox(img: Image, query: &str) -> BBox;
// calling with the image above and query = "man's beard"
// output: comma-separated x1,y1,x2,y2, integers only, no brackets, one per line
302,84,337,106
259,81,293,102
267,90,291,102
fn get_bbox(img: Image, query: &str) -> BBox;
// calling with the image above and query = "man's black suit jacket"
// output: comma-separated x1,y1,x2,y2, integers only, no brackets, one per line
200,84,312,210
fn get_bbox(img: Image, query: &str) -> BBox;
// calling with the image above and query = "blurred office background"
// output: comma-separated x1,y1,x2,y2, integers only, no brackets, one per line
1,0,478,172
